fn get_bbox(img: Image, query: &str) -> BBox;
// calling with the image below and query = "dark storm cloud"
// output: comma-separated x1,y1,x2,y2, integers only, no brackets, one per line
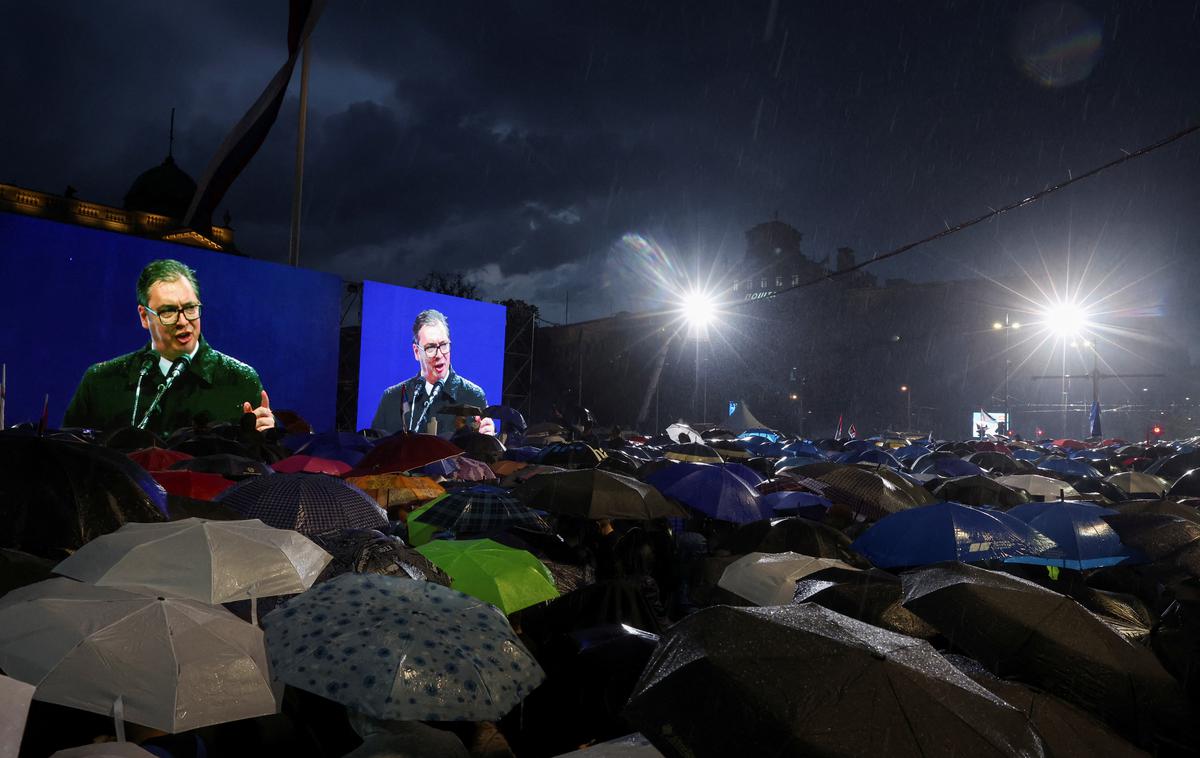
2,1,1199,322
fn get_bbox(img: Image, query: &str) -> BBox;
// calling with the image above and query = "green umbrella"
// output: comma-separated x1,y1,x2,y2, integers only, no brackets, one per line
415,538,559,614
405,496,448,547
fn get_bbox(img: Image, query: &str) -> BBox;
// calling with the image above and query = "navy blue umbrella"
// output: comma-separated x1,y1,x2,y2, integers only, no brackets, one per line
1003,501,1142,570
761,490,832,519
216,472,387,535
645,464,764,524
850,501,1059,568
1038,457,1102,479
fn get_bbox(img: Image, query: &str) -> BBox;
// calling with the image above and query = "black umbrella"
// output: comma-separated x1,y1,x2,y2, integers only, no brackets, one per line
625,603,1045,758
718,517,864,564
172,453,275,479
933,475,1031,509
792,566,936,639
0,436,166,559
1168,469,1200,499
310,528,451,586
1145,450,1200,480
901,562,1191,751
966,451,1023,475
1102,513,1200,561
504,624,659,757
448,430,506,463
513,469,686,521
595,449,643,477
947,654,1149,758
1110,499,1200,524
101,426,163,452
1071,477,1126,504
0,548,55,595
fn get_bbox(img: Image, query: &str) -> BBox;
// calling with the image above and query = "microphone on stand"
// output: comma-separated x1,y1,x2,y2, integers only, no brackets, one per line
130,357,156,426
136,354,192,430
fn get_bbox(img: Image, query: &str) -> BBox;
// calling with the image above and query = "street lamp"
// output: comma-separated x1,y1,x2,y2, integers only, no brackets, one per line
899,385,911,432
992,313,1021,433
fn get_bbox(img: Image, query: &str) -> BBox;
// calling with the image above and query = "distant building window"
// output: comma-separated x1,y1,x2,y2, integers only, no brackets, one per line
791,274,800,286
775,276,783,287
731,280,738,291
760,278,767,289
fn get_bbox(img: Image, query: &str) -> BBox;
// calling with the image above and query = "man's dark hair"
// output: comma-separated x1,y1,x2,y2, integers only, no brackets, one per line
412,309,449,343
136,259,201,306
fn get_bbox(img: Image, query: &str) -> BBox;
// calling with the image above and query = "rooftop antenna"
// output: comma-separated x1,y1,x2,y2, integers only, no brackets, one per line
168,107,176,159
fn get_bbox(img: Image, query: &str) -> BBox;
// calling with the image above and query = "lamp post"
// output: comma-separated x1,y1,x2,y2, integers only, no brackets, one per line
992,313,1021,433
899,385,911,432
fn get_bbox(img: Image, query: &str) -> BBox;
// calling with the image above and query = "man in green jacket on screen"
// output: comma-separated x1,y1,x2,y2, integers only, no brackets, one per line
63,258,274,436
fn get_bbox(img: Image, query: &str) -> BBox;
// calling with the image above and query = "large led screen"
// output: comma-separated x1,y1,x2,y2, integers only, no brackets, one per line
0,213,342,430
357,280,506,431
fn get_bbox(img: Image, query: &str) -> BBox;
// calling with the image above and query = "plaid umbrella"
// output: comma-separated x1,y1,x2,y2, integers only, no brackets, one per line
272,455,352,476
127,447,192,471
262,574,544,721
344,433,462,477
414,484,547,534
216,472,388,535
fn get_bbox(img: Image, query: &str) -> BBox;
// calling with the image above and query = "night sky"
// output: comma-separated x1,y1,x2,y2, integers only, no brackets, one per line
3,1,1198,332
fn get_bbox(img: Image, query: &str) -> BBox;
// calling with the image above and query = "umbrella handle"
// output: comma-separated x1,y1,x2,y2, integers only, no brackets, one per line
249,585,259,627
113,695,126,743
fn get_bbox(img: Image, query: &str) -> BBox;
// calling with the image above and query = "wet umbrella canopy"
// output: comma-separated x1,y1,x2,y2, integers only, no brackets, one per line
216,472,388,535
901,562,1192,751
263,573,544,721
626,603,1045,757
512,468,686,520
0,436,167,559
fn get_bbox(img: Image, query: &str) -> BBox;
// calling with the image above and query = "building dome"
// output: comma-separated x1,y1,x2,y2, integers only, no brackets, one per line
123,155,197,219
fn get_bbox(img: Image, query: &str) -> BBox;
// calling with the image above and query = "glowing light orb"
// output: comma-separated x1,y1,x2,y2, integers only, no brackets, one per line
1042,301,1091,337
680,290,717,328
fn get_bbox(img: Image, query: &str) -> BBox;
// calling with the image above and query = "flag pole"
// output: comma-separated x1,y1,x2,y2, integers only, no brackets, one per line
0,363,6,431
287,38,312,268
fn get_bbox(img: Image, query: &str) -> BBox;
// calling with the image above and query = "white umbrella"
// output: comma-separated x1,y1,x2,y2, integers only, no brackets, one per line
1105,471,1169,497
718,552,857,606
996,474,1081,501
666,422,701,444
53,518,331,621
0,673,35,758
0,578,279,734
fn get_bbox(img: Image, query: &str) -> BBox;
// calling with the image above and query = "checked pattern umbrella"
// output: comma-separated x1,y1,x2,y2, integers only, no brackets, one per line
263,573,544,721
414,484,547,535
216,473,387,536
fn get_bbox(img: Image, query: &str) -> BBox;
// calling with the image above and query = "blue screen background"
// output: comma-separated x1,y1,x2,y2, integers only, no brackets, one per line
0,213,342,430
357,280,506,430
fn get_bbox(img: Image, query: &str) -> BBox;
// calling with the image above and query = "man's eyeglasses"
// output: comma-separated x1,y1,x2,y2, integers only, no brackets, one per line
144,303,202,325
417,341,451,357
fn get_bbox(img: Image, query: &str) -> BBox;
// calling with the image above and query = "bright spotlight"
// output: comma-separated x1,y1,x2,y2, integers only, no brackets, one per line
679,289,717,330
1041,301,1090,338
992,322,1003,330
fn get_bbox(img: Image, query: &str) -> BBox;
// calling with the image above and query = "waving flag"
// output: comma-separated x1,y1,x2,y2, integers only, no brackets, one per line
182,0,327,235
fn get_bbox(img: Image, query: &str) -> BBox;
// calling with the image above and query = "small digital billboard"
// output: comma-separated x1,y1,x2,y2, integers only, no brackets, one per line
971,411,1009,438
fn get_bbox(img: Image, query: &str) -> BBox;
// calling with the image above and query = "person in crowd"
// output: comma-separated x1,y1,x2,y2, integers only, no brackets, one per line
371,308,494,437
63,258,274,434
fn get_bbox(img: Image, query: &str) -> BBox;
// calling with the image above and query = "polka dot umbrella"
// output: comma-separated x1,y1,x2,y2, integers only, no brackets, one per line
262,573,544,721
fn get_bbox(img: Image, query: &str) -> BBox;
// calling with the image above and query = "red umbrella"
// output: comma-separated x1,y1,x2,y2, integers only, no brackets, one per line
127,447,193,471
272,454,352,476
344,433,462,477
1053,439,1089,451
151,470,236,501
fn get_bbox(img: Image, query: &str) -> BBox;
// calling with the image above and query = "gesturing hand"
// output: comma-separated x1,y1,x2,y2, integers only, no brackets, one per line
242,390,275,432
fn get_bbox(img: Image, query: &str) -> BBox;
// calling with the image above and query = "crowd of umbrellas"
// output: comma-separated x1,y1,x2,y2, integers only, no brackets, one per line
2,413,1200,756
